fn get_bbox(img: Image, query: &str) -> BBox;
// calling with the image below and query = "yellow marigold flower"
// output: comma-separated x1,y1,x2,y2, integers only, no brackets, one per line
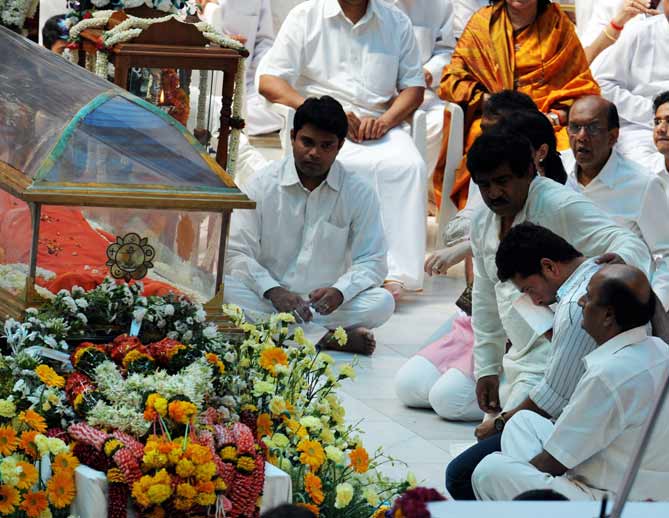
107,468,125,484
46,470,76,508
175,458,195,478
131,476,152,508
256,413,273,440
194,461,217,481
214,478,227,492
259,347,288,376
19,409,47,433
349,446,370,473
35,365,65,388
205,353,226,375
16,461,39,490
186,443,211,465
167,400,197,425
122,349,153,369
0,399,16,418
236,455,256,474
196,490,216,506
176,482,197,500
297,439,326,472
0,484,20,514
0,426,18,455
220,445,237,461
297,503,320,516
304,472,324,505
334,482,354,509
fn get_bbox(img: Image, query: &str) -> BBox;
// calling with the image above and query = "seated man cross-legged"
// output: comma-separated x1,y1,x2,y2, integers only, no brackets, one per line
473,262,669,501
224,96,395,355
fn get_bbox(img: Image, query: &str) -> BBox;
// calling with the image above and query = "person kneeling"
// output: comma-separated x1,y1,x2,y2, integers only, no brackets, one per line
224,96,394,355
472,264,669,500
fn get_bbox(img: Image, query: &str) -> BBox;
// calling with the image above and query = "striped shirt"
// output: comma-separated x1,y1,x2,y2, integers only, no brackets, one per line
529,258,601,417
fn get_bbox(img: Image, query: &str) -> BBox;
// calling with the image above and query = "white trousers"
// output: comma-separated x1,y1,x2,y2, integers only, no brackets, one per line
337,127,428,289
223,276,395,330
394,356,483,421
472,410,604,501
423,91,445,178
245,91,284,136
235,133,269,191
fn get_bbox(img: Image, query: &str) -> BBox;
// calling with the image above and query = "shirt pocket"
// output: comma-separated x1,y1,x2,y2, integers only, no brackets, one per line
363,52,399,98
316,221,350,270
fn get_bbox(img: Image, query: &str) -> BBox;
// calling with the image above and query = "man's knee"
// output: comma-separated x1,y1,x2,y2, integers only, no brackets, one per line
471,453,509,500
394,356,440,408
428,370,482,421
355,287,395,328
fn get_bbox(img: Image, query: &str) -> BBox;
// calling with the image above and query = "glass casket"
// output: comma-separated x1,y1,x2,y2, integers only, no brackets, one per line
0,26,253,322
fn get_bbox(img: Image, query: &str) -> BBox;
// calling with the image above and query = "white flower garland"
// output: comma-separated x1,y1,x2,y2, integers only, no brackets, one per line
1,0,31,29
65,11,114,65
196,70,209,131
226,58,245,176
85,51,97,73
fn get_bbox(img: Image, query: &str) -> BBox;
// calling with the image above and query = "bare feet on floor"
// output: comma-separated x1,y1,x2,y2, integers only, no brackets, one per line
320,326,376,355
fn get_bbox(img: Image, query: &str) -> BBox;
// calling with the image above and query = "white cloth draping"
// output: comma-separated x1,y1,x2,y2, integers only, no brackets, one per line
593,14,669,174
453,0,488,39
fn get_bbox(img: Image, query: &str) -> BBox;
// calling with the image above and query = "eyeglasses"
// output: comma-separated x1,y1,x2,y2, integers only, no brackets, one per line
654,117,669,128
567,122,604,136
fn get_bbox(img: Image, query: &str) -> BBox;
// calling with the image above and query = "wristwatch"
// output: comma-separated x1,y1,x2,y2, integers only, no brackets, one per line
493,412,508,433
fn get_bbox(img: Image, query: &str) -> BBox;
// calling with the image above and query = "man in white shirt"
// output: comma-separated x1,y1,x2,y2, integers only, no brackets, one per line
256,0,428,296
593,2,669,172
390,0,455,176
473,263,669,501
201,0,283,135
224,96,395,354
453,0,487,39
654,91,669,178
566,96,669,317
467,132,650,418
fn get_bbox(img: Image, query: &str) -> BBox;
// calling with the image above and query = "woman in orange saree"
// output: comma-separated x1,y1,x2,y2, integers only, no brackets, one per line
434,0,600,208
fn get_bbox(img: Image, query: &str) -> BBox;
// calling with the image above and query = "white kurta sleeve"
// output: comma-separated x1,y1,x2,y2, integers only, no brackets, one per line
255,6,304,90
226,178,281,298
579,0,621,47
397,13,428,91
471,226,507,380
639,176,669,311
422,1,456,84
332,184,388,302
595,27,654,129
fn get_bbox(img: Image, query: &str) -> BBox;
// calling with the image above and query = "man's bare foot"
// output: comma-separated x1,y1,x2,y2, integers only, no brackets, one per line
383,281,403,304
320,327,376,355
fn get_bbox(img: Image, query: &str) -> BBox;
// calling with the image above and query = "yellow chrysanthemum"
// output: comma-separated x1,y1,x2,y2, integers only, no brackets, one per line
304,472,324,505
35,365,65,388
334,482,354,509
259,347,288,376
297,439,326,472
0,399,16,418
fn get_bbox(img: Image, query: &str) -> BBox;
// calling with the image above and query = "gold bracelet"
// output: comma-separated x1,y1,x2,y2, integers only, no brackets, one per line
603,27,618,42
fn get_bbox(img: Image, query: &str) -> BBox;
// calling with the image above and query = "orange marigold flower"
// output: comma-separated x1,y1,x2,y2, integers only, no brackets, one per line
0,426,18,455
19,409,47,433
0,485,20,514
304,472,324,505
297,439,326,472
205,353,226,375
167,400,198,425
19,430,39,458
53,451,80,473
35,365,65,388
16,461,39,490
20,491,48,517
297,503,320,516
256,413,272,439
47,470,76,508
259,347,288,376
349,446,370,473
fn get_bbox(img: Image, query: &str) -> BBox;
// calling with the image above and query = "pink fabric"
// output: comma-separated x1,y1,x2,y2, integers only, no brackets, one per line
417,314,475,377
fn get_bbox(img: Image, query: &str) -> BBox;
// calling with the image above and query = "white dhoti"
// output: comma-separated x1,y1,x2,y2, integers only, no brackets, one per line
235,133,269,190
245,90,283,136
472,410,605,501
337,128,428,289
423,91,445,178
223,276,395,331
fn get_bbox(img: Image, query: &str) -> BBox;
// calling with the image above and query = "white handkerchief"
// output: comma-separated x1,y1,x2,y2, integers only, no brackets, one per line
513,293,555,336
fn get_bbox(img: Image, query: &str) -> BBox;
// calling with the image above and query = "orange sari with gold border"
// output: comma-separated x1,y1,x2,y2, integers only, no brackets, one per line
434,2,600,208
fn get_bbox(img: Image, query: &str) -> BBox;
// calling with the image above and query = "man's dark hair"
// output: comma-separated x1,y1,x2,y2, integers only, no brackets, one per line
481,90,538,119
491,110,567,185
293,96,348,141
514,489,569,501
42,14,68,51
654,91,669,113
607,101,620,130
467,132,535,180
597,277,656,331
496,222,583,282
261,504,316,518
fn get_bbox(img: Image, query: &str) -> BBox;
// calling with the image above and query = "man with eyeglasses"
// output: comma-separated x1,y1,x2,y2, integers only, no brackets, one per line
654,91,669,178
566,95,669,338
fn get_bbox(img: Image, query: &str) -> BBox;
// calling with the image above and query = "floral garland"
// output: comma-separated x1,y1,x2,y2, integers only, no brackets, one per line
0,0,39,31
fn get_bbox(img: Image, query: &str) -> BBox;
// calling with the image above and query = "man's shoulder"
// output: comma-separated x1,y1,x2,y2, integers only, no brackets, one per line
529,176,585,209
374,0,413,27
283,0,319,23
242,159,285,199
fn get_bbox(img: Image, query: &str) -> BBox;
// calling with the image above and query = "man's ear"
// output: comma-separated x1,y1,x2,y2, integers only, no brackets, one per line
608,127,620,148
540,258,558,278
290,129,296,141
603,305,616,328
536,143,549,163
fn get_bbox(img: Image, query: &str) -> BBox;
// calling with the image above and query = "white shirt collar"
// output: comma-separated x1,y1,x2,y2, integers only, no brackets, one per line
280,158,343,192
324,0,379,24
584,325,649,369
573,149,622,190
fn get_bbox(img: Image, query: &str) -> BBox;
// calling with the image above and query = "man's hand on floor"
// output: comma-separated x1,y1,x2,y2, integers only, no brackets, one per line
264,287,312,323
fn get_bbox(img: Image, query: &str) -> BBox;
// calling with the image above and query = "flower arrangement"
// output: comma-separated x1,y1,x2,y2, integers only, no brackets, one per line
206,306,415,517
0,0,39,32
378,487,447,518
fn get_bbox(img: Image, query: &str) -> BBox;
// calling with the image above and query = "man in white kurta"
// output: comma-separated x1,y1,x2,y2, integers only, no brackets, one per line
467,133,651,413
566,96,669,315
256,0,428,291
225,96,395,354
201,0,282,135
473,265,669,501
390,0,456,175
593,7,669,173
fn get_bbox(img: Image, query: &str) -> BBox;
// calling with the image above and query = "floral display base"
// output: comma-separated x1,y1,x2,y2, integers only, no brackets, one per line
71,462,292,517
